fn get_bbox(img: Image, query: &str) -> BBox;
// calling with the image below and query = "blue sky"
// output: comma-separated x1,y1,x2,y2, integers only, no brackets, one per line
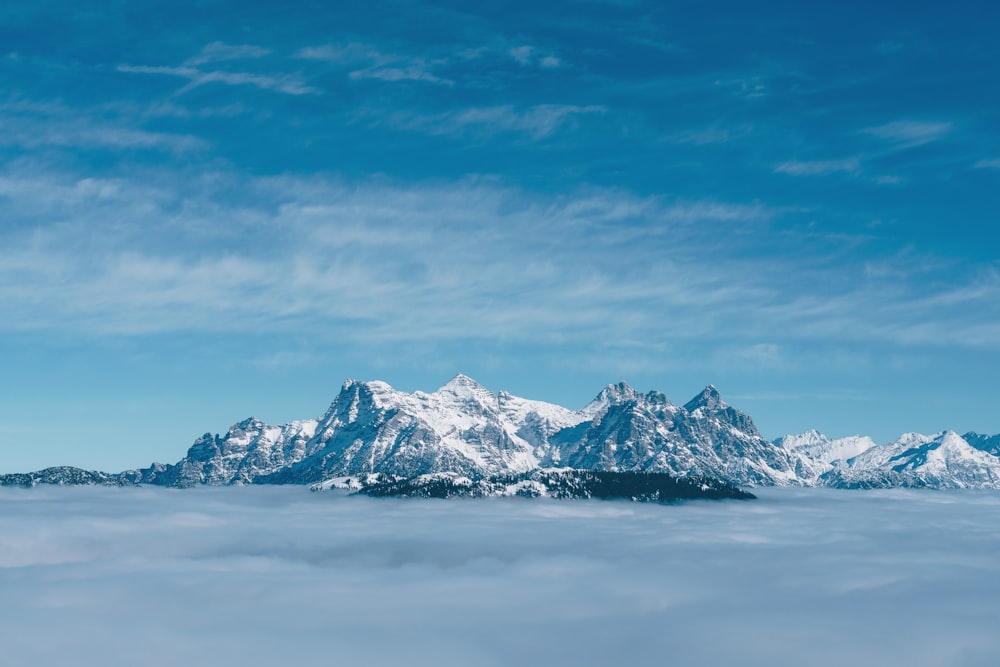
2,0,999,472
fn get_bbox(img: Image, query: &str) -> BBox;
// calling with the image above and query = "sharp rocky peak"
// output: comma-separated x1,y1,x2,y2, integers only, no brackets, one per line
683,384,725,412
580,381,641,416
319,378,398,423
235,416,265,430
598,381,639,403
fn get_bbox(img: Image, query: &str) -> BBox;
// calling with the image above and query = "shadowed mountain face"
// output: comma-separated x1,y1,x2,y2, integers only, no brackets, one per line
4,375,1000,490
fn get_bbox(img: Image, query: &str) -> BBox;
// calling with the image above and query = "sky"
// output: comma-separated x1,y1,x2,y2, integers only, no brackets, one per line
2,486,999,666
2,0,1000,472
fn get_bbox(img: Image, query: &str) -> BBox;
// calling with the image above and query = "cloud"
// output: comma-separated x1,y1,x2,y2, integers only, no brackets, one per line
715,76,768,99
349,64,450,85
117,64,317,95
295,42,389,64
0,120,206,153
296,42,451,85
0,486,998,666
185,41,271,66
0,99,207,153
393,104,606,139
974,158,1000,170
508,45,534,65
863,120,952,148
0,170,772,342
665,125,751,145
296,39,561,88
1,166,998,353
775,158,861,176
507,45,561,69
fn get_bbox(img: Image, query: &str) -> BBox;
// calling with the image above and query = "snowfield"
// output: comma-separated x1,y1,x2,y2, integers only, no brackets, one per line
1,486,998,666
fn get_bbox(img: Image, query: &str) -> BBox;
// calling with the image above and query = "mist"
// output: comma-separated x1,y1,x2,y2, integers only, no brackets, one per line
2,486,998,666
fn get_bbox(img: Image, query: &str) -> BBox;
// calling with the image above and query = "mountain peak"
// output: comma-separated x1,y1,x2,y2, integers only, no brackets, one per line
441,372,483,389
601,381,638,401
444,372,476,385
683,385,725,412
582,381,640,416
436,373,494,400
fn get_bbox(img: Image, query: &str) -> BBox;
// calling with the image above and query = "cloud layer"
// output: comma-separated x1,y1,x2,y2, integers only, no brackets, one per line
1,487,998,666
2,167,998,354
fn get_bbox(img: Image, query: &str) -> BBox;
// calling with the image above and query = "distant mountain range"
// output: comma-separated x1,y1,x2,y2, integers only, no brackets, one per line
3,374,999,491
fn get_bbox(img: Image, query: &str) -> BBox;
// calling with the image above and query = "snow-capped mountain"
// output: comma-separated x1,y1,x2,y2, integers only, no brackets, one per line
775,429,878,464
139,417,319,487
819,431,1000,489
135,374,587,486
3,374,999,490
547,384,804,486
123,375,809,488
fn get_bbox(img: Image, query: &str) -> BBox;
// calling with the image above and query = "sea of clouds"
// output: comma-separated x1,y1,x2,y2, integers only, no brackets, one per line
2,486,998,666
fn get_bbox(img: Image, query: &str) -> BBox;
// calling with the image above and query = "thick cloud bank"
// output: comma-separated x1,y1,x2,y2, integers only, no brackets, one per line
2,487,998,666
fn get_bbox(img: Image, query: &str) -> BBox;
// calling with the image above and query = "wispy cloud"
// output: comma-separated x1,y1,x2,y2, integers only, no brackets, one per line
863,120,952,148
1,120,206,152
185,41,271,66
117,64,317,95
775,158,861,176
349,64,450,85
297,39,562,87
664,125,751,145
388,104,606,139
0,169,772,341
507,45,561,69
295,43,375,62
0,100,206,153
714,76,769,100
2,166,998,354
974,158,1000,169
296,42,451,85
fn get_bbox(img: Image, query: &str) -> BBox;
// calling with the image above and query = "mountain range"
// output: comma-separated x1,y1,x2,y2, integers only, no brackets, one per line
3,374,999,490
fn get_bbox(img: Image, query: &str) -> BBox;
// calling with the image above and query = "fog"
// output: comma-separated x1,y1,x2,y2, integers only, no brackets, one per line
2,486,998,666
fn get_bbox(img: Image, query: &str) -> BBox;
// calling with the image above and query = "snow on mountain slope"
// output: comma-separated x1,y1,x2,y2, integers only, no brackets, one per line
775,430,877,464
820,431,1000,489
963,432,1000,456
